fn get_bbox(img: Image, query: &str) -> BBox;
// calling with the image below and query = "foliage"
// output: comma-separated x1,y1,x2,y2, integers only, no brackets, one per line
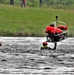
0,0,74,9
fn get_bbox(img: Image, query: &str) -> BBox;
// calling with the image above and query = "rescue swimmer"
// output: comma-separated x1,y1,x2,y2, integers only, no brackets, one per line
41,41,57,50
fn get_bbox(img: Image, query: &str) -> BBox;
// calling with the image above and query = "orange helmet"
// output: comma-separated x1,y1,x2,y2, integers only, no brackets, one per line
43,42,48,46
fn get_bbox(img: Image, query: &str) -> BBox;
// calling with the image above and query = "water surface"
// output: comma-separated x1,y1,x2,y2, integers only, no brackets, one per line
0,37,74,75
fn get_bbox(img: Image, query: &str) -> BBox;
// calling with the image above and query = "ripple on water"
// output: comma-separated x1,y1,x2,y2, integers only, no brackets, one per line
0,37,74,74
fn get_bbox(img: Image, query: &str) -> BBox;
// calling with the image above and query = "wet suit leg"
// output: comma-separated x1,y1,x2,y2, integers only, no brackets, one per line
53,42,57,50
48,42,57,50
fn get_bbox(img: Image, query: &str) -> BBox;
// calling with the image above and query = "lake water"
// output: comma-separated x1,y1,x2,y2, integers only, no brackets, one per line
0,37,74,75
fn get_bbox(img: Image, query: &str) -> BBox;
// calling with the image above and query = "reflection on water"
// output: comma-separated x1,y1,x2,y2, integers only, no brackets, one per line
0,37,74,74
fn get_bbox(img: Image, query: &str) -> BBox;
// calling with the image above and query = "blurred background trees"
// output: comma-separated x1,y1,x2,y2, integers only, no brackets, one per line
0,0,74,9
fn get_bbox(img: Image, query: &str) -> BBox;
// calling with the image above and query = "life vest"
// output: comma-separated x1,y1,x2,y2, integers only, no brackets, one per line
45,26,62,34
58,25,68,30
41,46,49,50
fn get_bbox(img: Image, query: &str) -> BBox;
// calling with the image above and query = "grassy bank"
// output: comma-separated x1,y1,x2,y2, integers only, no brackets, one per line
0,4,74,37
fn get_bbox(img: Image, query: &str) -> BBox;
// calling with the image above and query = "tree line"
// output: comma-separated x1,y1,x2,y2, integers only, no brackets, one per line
0,0,42,7
0,0,74,8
